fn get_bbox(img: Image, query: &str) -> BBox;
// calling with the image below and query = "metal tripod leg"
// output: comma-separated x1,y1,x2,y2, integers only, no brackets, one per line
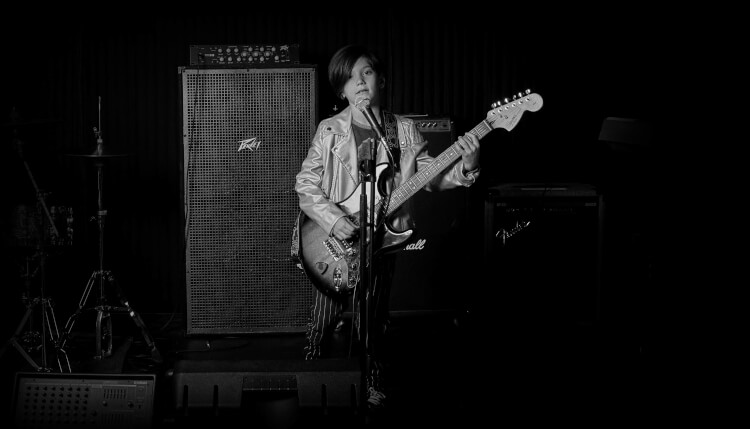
60,271,102,358
38,296,71,372
1,304,43,371
1,297,71,372
106,271,163,363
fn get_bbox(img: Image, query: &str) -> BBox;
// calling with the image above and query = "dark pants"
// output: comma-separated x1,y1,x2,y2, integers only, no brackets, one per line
304,255,394,390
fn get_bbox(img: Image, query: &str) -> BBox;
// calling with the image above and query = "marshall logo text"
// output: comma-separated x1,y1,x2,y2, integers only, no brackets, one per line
404,239,426,251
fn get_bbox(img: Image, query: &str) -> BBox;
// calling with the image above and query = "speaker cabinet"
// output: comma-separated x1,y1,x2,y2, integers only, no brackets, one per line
13,372,156,428
483,183,603,327
180,66,317,334
390,117,469,314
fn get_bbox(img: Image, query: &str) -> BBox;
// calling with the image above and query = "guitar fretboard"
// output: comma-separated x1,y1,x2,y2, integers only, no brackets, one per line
382,119,493,217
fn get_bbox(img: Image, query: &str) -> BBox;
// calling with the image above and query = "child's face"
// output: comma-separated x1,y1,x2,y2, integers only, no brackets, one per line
342,56,384,108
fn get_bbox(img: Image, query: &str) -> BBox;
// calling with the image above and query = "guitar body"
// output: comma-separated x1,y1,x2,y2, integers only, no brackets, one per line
298,212,413,297
298,92,543,297
298,167,414,297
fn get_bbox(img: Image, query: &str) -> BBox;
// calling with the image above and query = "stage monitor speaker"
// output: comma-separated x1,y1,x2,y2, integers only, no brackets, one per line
180,66,317,335
483,183,603,327
12,372,156,428
390,117,469,315
170,358,360,424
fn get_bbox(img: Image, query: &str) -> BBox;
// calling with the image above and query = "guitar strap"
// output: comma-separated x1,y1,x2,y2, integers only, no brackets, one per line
382,110,400,171
291,211,303,267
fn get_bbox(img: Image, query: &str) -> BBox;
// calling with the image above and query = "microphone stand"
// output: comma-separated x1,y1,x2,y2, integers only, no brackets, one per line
357,139,376,417
355,100,390,416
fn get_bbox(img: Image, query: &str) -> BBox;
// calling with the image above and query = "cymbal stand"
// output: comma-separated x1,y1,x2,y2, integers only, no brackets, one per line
0,128,71,372
59,125,162,363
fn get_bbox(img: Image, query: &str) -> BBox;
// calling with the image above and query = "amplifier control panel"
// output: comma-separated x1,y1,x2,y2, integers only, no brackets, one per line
407,116,452,133
190,44,299,65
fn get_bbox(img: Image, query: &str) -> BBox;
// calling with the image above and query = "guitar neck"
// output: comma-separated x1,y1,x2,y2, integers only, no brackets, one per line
384,119,493,217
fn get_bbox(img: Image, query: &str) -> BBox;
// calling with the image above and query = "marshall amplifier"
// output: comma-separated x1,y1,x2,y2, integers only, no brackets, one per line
483,183,603,327
389,116,469,316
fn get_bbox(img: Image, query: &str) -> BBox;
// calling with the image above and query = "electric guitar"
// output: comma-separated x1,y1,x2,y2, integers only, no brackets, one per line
299,92,543,297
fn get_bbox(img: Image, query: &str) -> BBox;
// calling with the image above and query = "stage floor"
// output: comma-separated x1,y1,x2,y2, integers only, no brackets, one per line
1,311,642,427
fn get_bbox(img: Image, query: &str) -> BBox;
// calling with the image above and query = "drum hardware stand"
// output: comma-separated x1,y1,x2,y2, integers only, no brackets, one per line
0,282,70,373
60,269,161,362
60,110,162,363
0,124,71,372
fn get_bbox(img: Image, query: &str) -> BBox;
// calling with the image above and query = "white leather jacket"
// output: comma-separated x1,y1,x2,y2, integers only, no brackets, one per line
295,105,479,238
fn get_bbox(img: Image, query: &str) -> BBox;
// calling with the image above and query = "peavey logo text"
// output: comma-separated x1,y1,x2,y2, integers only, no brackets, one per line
238,137,261,152
404,239,426,250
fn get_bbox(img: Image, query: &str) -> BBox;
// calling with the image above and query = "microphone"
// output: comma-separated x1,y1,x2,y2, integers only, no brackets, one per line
358,137,375,179
354,95,387,144
358,137,374,161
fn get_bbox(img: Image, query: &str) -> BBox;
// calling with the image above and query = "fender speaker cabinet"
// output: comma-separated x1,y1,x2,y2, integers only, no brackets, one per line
483,183,603,327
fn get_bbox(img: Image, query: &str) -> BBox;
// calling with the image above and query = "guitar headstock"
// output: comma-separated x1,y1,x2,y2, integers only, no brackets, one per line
486,90,543,132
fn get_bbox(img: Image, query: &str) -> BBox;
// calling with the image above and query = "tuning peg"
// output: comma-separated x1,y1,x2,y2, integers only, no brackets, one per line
517,92,523,98
512,94,517,100
525,89,531,95
504,98,509,104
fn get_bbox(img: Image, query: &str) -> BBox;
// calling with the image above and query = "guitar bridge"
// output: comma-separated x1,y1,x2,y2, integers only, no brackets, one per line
323,237,356,261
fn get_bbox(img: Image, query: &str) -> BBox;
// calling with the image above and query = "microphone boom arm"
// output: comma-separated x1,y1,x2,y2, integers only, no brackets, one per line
355,97,395,166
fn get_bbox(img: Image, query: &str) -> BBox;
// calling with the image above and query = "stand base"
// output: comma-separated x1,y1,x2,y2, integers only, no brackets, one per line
61,270,162,364
0,297,71,372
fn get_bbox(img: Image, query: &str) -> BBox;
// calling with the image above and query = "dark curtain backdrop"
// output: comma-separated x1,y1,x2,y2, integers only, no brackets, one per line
1,12,680,319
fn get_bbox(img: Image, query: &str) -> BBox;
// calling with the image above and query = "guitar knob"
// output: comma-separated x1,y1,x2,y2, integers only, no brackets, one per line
333,267,343,291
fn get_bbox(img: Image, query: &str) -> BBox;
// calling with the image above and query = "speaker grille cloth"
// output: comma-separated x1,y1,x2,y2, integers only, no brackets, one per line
182,67,316,334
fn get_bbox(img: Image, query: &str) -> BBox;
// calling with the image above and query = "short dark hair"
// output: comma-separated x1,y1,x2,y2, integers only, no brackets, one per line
328,44,384,98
